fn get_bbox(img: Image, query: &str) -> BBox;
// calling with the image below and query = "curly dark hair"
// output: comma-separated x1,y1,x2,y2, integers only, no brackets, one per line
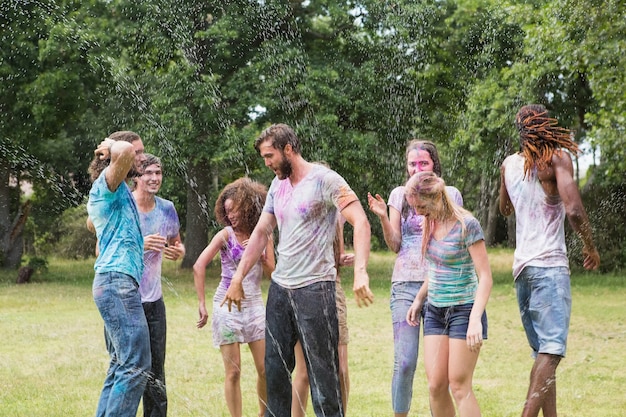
214,177,268,235
516,104,580,178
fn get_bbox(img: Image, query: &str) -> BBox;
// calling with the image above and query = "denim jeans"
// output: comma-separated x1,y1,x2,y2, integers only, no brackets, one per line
424,303,488,339
93,272,151,417
142,297,167,417
390,281,423,414
265,280,342,417
516,266,571,357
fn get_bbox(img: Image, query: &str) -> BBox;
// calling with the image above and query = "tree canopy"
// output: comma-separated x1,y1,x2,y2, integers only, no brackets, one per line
1,0,624,270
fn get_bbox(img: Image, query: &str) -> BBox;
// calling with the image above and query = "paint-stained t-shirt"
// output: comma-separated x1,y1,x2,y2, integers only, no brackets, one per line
388,185,463,283
138,196,181,303
87,168,144,283
264,164,358,289
425,216,484,307
213,226,264,307
502,153,569,279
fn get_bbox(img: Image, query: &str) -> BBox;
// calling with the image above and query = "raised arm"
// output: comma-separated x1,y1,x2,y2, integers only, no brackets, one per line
342,200,374,307
552,152,600,270
98,139,136,192
367,192,402,252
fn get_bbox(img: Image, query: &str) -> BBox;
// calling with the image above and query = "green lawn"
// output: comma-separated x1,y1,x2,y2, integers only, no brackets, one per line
1,249,624,416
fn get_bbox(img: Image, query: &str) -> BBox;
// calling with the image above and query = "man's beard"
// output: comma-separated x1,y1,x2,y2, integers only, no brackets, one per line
127,165,143,179
277,156,292,179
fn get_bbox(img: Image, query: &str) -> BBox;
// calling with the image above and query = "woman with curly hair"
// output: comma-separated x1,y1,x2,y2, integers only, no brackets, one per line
193,177,275,417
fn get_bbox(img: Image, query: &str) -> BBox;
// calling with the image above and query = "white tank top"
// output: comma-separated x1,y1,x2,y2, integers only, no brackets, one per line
503,153,569,279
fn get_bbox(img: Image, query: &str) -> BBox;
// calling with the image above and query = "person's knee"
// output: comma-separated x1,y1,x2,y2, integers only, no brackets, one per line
448,379,473,403
428,379,450,398
293,371,309,387
225,367,242,383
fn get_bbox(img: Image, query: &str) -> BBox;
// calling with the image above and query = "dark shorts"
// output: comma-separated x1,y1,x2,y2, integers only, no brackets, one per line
423,302,488,340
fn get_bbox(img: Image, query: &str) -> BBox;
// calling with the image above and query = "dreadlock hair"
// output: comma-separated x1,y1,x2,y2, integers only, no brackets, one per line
214,177,268,236
515,104,580,178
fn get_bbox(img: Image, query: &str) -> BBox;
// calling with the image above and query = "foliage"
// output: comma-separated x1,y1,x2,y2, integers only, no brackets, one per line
25,203,96,260
0,0,624,269
569,175,626,272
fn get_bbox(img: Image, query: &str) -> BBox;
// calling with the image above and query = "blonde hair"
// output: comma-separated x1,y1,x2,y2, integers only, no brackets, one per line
405,171,472,256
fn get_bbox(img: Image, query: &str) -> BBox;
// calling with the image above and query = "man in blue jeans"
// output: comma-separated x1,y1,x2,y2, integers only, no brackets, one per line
499,105,600,417
222,124,374,417
87,131,151,417
133,154,185,416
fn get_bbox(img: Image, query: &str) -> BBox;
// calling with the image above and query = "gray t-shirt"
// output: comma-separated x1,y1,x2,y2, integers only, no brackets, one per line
264,164,358,289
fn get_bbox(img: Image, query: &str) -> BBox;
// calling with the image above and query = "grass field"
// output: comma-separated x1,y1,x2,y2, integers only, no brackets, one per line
1,249,624,416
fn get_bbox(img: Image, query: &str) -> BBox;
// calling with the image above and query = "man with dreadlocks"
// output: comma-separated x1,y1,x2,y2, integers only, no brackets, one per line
499,104,600,417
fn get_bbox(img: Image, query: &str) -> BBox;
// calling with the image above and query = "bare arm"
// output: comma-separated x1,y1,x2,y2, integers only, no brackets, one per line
553,152,599,270
261,236,276,278
222,211,276,311
467,239,493,352
193,229,228,328
342,200,374,307
499,163,514,217
102,140,136,192
367,192,402,252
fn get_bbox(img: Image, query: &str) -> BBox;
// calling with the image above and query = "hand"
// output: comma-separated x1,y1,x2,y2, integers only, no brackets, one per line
466,317,484,353
221,279,245,312
164,241,185,261
339,253,354,266
406,298,424,327
367,193,388,218
582,246,600,270
197,303,209,329
352,269,374,307
143,234,167,252
95,138,115,160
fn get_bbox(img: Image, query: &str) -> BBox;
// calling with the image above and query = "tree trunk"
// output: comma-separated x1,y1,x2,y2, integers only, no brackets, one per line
479,171,505,247
484,181,501,247
180,160,213,269
506,214,516,248
0,158,26,269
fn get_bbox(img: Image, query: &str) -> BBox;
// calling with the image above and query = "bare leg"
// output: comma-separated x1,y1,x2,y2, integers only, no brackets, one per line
220,343,242,417
448,339,481,417
338,343,350,414
292,341,310,417
424,335,455,417
521,353,561,417
249,339,267,417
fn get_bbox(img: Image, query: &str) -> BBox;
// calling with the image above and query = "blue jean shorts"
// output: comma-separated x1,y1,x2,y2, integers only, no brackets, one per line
516,266,571,358
423,302,488,340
